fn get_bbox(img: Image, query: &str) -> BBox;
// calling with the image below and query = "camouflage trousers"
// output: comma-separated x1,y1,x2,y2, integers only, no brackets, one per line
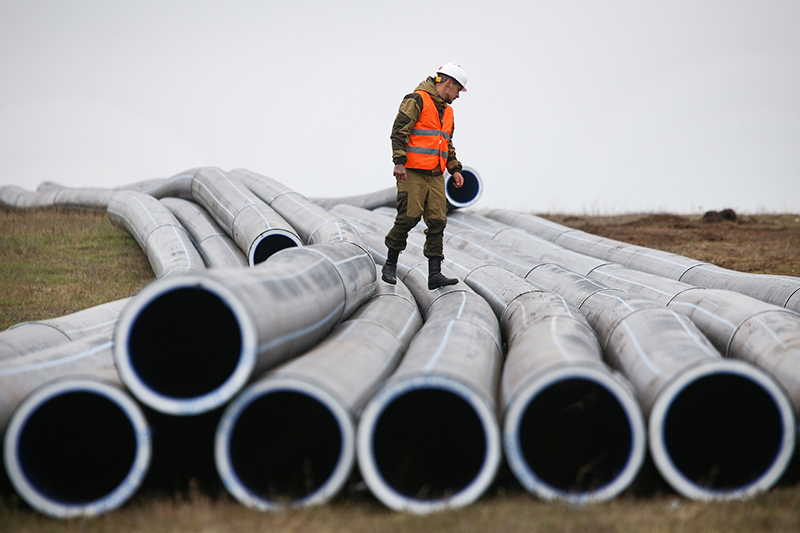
384,168,448,259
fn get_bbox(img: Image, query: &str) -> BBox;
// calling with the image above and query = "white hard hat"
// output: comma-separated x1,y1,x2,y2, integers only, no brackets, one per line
436,62,467,91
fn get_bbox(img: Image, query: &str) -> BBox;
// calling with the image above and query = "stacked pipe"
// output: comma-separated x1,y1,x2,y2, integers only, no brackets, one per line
144,167,303,265
481,210,800,313
215,265,423,509
5,166,800,516
353,238,503,513
440,211,797,499
331,204,647,503
0,334,151,517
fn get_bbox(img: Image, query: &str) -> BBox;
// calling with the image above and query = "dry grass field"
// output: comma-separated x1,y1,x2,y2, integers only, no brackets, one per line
1,207,799,532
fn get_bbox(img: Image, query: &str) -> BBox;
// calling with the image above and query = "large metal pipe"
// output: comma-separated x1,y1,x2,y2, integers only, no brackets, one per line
434,220,794,500
309,166,483,212
229,168,366,247
107,190,205,278
332,205,647,503
482,210,800,313
0,298,129,361
0,333,117,431
0,335,151,517
1,184,116,211
351,236,503,513
113,241,376,415
160,197,248,268
145,167,303,265
215,265,422,509
447,212,800,421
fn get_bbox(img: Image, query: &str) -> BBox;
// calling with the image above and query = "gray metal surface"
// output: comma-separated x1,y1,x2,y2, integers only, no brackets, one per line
215,266,422,509
160,197,248,268
107,190,205,278
482,209,800,313
230,168,366,248
437,219,795,500
354,235,503,513
332,204,647,502
146,167,303,265
448,212,800,421
0,298,129,361
113,241,377,415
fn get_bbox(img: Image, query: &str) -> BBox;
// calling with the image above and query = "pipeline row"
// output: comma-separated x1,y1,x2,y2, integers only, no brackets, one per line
2,167,800,519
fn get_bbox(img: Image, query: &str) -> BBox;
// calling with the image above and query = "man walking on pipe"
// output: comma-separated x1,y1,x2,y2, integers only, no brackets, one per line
382,62,467,290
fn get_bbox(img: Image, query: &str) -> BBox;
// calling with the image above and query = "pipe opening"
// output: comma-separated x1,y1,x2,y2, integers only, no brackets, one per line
252,234,299,264
446,168,481,208
663,373,784,490
372,388,486,500
129,287,241,398
16,391,138,504
518,378,633,493
228,390,342,503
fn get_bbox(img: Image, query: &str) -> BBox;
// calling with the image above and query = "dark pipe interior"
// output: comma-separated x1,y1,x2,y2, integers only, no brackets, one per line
129,287,241,398
663,373,784,490
228,390,342,503
17,391,138,503
446,169,480,207
372,388,486,500
518,378,633,493
252,234,299,264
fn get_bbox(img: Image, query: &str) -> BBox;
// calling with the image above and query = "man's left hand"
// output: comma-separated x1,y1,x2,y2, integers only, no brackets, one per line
453,171,464,188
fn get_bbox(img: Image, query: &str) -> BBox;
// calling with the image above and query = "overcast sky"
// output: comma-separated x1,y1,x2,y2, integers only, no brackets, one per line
2,1,799,214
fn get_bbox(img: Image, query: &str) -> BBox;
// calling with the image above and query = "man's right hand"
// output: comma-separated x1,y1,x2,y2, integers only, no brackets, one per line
393,164,407,181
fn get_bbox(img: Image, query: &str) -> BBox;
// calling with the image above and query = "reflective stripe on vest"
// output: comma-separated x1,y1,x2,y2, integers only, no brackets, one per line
406,90,453,173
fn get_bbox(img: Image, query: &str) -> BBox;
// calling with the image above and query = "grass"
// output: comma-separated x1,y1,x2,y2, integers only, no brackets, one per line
0,207,153,330
1,207,800,532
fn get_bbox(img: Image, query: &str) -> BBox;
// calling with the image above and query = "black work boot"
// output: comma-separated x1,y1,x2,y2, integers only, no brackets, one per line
381,248,400,284
428,258,458,290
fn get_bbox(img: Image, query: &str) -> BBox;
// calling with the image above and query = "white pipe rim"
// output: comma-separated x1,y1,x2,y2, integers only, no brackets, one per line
113,274,258,415
648,359,796,500
215,376,355,510
3,377,151,518
503,364,646,503
356,374,501,514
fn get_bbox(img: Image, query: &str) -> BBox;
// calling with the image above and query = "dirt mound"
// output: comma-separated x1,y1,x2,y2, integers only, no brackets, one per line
702,209,738,223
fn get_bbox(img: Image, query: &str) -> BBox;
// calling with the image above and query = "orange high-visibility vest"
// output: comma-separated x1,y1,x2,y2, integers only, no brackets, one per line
406,90,453,173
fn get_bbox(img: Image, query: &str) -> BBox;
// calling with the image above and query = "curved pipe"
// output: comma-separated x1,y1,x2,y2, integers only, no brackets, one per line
229,169,367,249
308,166,483,212
113,241,376,415
0,185,58,209
332,205,647,502
481,210,800,313
0,298,129,361
215,272,422,509
107,190,205,278
3,376,151,518
436,223,795,499
0,184,119,211
145,167,303,265
355,239,503,513
160,197,248,268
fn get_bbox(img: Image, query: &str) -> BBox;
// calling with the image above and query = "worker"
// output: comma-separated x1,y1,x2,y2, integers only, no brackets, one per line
381,62,468,290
